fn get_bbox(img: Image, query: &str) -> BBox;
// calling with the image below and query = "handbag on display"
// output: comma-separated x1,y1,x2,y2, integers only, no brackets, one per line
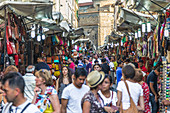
13,14,22,41
13,15,19,40
10,42,17,54
20,54,24,64
15,41,19,54
6,27,13,55
7,13,12,39
21,44,25,54
14,54,19,66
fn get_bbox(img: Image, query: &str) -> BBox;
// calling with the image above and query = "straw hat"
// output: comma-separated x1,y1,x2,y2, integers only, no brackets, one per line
87,71,105,88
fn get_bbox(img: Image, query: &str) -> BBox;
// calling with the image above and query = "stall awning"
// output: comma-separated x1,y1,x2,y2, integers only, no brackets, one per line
117,8,157,31
69,27,85,40
135,0,170,12
0,1,65,34
0,1,53,20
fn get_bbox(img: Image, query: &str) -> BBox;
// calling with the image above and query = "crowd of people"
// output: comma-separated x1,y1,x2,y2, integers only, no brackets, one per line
0,54,169,113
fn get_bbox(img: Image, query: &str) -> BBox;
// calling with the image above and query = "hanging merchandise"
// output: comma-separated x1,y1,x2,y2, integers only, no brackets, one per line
164,25,169,37
7,13,12,39
6,27,13,55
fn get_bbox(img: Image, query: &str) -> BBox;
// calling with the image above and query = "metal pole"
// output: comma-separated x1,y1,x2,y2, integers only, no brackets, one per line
3,6,7,70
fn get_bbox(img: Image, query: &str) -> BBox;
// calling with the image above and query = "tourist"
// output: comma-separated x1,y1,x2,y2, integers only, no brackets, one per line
85,58,92,74
93,64,101,72
3,65,18,75
139,59,147,74
117,65,144,112
116,61,123,85
109,57,115,82
35,57,50,71
147,67,160,113
101,58,110,74
68,58,75,71
81,71,116,113
98,74,118,110
133,69,151,113
61,68,89,113
56,66,72,104
2,72,41,113
92,54,101,65
32,69,60,113
23,65,36,102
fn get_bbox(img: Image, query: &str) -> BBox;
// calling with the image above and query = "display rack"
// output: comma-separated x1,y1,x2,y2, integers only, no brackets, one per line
159,56,170,113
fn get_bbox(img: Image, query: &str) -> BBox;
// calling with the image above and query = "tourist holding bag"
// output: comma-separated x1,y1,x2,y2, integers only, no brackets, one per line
117,65,144,113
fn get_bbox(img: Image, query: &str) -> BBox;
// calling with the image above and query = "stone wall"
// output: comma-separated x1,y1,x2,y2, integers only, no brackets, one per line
98,12,114,46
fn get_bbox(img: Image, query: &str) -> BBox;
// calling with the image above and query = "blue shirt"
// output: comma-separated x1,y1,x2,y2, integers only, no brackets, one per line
116,67,122,85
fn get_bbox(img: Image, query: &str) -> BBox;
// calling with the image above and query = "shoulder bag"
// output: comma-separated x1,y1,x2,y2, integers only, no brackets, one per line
120,81,139,113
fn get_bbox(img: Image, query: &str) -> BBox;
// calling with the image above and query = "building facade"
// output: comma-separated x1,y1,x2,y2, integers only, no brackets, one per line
78,0,115,47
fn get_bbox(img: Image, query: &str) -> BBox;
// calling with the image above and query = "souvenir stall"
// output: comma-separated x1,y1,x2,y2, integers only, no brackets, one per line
0,1,54,72
42,34,70,78
156,10,170,113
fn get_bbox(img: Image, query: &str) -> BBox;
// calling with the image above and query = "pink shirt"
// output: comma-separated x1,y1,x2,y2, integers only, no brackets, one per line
69,62,75,70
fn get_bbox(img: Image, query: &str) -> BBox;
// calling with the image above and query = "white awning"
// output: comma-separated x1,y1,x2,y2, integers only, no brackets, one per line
135,0,170,12
0,1,53,20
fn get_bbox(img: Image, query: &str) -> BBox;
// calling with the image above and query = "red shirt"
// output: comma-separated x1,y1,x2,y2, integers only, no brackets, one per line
142,82,151,113
140,65,147,73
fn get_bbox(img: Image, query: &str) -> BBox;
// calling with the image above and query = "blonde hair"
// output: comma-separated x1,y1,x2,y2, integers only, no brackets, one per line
4,65,18,75
36,69,53,86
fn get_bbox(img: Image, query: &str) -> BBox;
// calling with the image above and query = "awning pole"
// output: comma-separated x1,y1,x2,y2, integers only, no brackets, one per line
139,3,158,23
3,6,7,70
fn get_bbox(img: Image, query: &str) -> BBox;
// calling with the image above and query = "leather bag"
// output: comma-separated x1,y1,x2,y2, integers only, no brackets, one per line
14,54,19,66
120,81,139,113
13,15,19,39
7,13,12,38
15,41,19,54
10,42,16,54
20,54,24,64
6,27,13,55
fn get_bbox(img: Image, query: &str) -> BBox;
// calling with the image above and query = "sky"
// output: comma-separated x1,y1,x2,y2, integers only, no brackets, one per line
78,0,92,3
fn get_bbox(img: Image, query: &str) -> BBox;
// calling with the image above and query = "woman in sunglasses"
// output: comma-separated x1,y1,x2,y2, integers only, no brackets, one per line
32,69,60,113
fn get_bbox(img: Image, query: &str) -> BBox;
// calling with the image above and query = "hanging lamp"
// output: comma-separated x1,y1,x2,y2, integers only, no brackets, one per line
138,28,141,37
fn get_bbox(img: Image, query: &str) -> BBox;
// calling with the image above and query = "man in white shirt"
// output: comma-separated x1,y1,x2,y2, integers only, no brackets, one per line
109,57,115,82
23,65,36,102
2,72,40,113
61,68,90,113
92,54,101,65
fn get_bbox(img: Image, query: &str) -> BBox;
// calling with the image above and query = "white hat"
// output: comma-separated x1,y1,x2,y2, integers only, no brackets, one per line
87,71,105,88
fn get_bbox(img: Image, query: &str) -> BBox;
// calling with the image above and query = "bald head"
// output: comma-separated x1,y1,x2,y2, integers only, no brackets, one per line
26,65,35,73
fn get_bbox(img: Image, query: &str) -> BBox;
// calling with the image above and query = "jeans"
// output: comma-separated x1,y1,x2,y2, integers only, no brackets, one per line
149,93,159,113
